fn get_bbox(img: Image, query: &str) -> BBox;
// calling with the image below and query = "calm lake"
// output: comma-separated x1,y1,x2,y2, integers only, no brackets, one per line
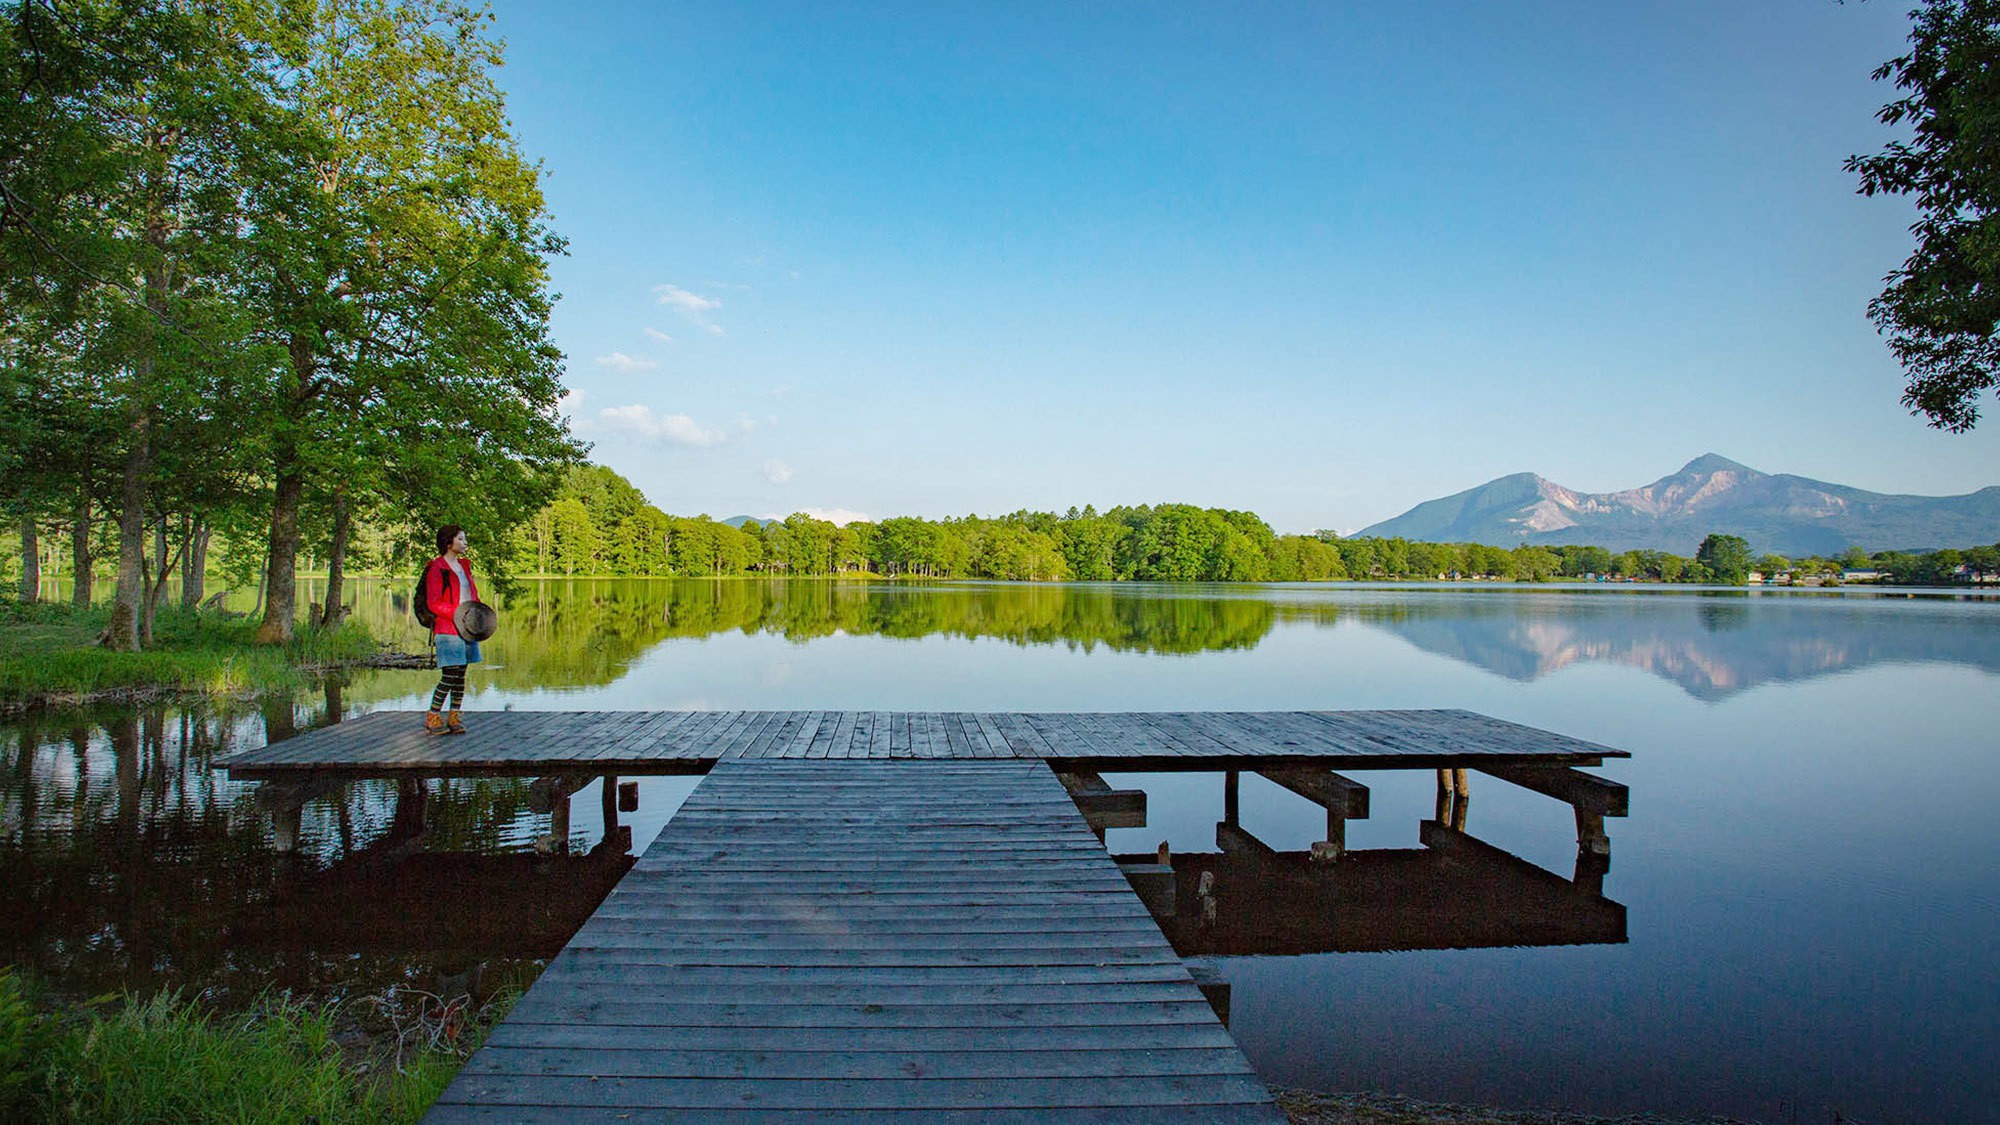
4,578,1996,1123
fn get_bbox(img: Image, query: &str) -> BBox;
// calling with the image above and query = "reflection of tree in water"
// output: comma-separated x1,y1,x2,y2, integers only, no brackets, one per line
0,703,562,1008
1696,599,1752,633
359,580,1289,693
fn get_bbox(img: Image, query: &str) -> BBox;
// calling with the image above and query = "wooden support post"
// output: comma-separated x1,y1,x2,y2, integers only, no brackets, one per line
530,774,586,855
601,774,619,837
1452,768,1470,799
1574,847,1610,897
1314,811,1346,862
618,780,639,812
1223,770,1240,827
1575,809,1610,856
1476,763,1625,859
1260,768,1368,860
272,803,301,853
550,790,571,854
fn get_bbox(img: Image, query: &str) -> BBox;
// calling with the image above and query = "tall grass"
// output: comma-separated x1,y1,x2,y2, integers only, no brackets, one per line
0,970,479,1124
0,601,377,704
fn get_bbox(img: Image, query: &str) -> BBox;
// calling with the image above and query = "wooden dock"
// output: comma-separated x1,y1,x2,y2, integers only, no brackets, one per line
424,759,1283,1122
224,710,1626,1121
217,708,1623,777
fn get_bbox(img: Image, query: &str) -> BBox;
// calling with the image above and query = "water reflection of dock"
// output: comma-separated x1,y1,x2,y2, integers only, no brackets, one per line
1115,791,1625,959
223,710,1626,1122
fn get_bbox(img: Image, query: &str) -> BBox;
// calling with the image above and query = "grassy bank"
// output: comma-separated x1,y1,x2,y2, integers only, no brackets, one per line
0,971,493,1124
0,600,379,712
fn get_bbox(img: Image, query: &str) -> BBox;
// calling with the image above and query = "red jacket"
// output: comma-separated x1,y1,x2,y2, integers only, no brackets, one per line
423,556,480,636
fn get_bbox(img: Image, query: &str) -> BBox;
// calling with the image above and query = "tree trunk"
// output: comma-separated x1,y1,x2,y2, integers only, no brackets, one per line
139,518,161,647
17,516,38,603
104,419,149,651
107,129,170,652
71,491,92,609
255,455,304,645
141,515,184,646
318,491,350,629
181,518,207,608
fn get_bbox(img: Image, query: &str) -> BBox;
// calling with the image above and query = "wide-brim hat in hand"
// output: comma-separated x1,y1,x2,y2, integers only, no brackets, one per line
454,600,499,642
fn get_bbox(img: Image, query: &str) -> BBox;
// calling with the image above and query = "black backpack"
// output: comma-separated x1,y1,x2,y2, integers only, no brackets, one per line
412,565,437,629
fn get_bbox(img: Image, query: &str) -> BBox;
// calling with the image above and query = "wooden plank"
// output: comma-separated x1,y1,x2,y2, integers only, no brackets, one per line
427,1105,1279,1123
459,1045,1255,1080
478,1023,1236,1052
228,709,1625,776
431,758,1277,1121
436,1072,1275,1110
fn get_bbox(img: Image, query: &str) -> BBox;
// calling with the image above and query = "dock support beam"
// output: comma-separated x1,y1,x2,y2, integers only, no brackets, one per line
1260,767,1369,860
1056,771,1147,841
1475,763,1628,887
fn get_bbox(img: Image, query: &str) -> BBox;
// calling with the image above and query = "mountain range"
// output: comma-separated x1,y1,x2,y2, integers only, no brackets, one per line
1355,454,2000,556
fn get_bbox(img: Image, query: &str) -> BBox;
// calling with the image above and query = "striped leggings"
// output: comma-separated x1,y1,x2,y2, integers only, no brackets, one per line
430,664,466,711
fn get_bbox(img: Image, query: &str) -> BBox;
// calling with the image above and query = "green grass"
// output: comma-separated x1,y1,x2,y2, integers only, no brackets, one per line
0,600,378,706
0,970,488,1124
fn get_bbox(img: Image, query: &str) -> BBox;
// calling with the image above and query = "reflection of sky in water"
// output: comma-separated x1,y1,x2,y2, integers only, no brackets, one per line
4,582,1997,1123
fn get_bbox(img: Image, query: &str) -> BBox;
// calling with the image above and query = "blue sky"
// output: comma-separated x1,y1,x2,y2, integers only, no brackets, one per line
485,0,1997,533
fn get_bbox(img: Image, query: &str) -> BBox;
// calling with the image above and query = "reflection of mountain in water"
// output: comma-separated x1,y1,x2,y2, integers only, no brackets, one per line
1305,593,2000,700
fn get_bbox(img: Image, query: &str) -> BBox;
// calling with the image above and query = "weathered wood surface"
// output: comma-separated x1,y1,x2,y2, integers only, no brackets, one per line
219,709,1624,777
424,759,1282,1122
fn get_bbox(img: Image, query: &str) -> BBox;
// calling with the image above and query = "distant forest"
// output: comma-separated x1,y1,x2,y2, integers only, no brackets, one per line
7,463,1997,596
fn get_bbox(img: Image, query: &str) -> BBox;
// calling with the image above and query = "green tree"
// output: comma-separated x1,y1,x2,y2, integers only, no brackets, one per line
546,497,596,576
1849,0,2000,429
1695,533,1753,584
243,0,579,642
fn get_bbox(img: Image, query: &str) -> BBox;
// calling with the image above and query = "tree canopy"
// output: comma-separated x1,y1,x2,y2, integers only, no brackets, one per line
0,0,582,646
1850,0,2000,431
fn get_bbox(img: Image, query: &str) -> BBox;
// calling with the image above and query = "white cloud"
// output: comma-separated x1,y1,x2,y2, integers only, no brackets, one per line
643,327,673,343
762,459,794,484
761,507,871,527
556,388,587,416
737,413,757,433
807,507,871,526
652,284,721,314
594,352,657,372
653,283,725,335
594,404,726,447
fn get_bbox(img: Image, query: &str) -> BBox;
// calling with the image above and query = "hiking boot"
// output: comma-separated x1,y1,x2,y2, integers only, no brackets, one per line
424,710,446,736
446,709,466,735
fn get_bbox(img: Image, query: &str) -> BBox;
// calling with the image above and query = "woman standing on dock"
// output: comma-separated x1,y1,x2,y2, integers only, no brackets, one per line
424,525,481,735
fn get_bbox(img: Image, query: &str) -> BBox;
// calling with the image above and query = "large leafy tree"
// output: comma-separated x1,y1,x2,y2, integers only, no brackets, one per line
1849,0,2000,430
2,0,278,647
239,0,580,642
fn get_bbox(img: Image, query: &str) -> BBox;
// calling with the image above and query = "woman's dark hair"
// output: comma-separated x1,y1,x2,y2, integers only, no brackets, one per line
436,524,464,555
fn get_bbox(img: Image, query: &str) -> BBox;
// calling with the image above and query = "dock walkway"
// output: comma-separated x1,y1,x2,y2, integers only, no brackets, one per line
218,708,1622,777
224,711,1626,1121
424,758,1282,1121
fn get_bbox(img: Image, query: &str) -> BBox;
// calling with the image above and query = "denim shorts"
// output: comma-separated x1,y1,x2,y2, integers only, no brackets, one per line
434,633,482,667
